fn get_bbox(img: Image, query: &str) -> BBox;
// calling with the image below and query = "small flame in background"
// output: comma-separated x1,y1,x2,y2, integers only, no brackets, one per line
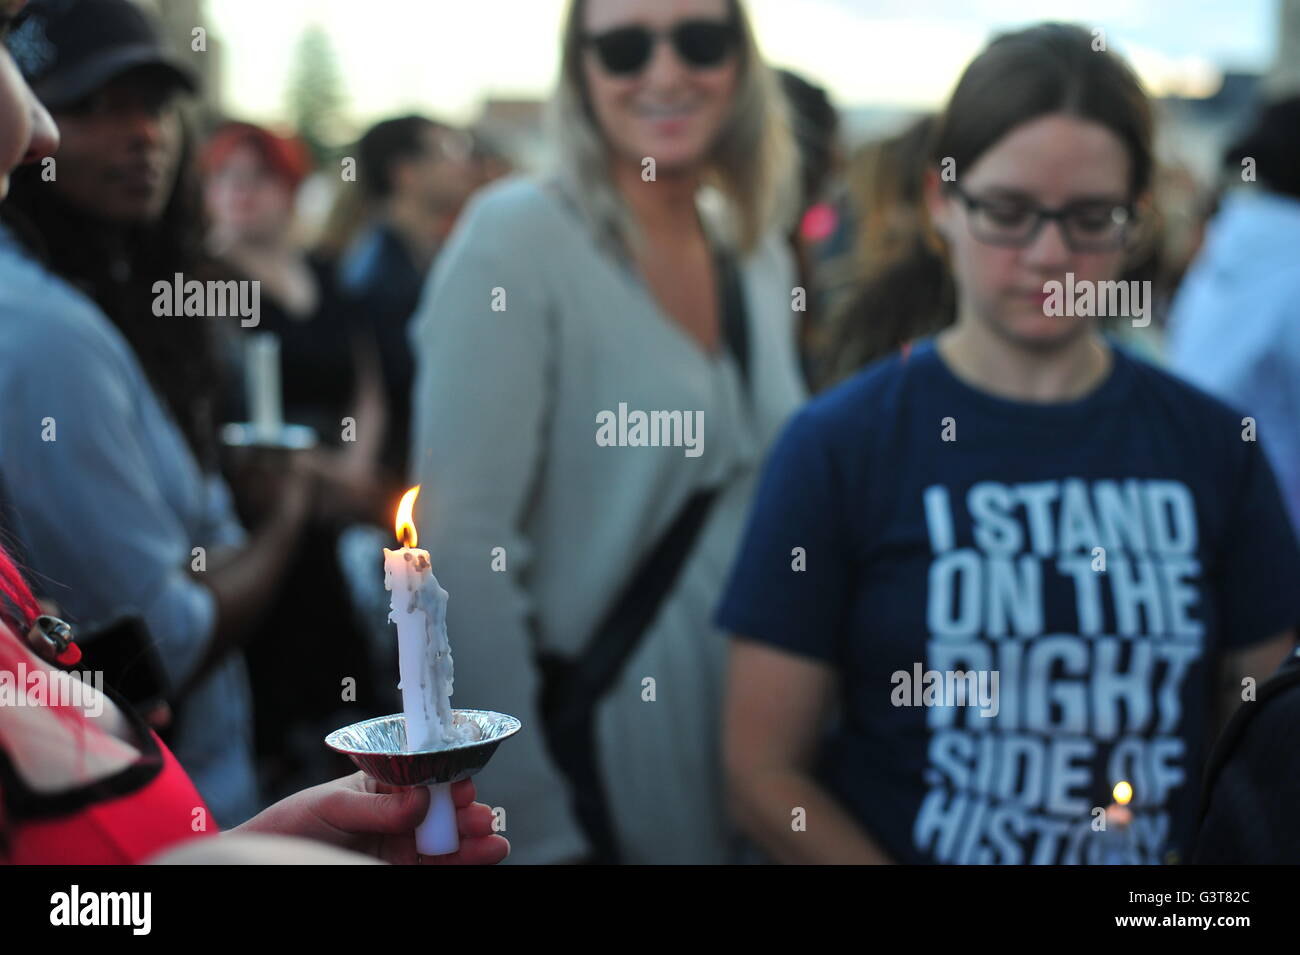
1112,780,1133,806
396,485,420,549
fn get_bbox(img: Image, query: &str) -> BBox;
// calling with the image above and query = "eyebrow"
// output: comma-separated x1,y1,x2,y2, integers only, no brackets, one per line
976,186,1128,205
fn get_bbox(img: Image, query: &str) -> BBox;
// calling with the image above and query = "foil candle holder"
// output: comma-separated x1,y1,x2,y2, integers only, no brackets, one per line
326,710,521,855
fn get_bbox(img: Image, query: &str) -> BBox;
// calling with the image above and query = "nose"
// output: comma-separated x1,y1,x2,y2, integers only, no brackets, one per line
1021,216,1072,269
122,104,167,146
22,96,59,165
641,33,690,89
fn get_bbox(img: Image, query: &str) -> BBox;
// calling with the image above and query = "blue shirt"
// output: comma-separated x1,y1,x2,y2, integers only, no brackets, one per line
0,225,259,827
716,338,1300,864
1168,189,1300,536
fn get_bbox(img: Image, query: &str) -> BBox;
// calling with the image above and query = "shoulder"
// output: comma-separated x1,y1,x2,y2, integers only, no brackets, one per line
774,348,914,464
804,347,915,429
0,238,135,389
1119,344,1248,428
454,176,573,244
428,177,582,292
1113,345,1270,499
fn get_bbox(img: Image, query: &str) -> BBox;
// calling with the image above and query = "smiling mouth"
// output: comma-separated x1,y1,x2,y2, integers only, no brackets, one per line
636,104,696,120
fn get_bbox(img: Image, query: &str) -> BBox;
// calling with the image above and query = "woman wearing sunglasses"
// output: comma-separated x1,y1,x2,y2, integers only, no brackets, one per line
717,23,1300,864
409,0,803,863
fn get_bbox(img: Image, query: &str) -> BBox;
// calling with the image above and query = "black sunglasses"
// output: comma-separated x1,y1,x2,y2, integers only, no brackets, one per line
583,19,739,76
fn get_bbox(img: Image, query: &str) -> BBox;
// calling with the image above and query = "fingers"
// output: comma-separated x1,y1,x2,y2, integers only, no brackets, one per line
341,775,493,844
324,781,430,835
449,778,477,807
421,834,510,866
456,801,497,837
145,702,173,729
357,772,393,795
363,775,476,804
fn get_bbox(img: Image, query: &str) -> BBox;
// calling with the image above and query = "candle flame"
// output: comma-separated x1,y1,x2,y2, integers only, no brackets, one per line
1113,780,1133,806
395,485,420,548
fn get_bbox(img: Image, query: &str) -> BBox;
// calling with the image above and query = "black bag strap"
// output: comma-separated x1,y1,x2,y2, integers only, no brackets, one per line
536,246,751,862
718,246,750,388
564,246,750,704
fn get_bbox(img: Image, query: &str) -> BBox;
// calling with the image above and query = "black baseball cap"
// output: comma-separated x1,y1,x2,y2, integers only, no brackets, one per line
1225,97,1300,199
8,0,197,110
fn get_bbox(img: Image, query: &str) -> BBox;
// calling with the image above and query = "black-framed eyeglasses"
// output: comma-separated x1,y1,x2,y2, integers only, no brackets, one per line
583,19,739,76
947,182,1134,253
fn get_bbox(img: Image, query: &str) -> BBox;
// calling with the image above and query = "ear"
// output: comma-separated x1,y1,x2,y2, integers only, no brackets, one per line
923,166,954,241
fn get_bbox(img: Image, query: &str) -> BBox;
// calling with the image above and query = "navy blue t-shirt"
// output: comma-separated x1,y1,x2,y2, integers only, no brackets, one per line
716,338,1300,864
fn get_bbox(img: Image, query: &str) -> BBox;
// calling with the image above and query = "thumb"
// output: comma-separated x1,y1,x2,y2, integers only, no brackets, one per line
326,782,431,836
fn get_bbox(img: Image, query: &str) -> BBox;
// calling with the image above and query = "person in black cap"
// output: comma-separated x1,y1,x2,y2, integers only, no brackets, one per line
10,0,195,222
4,0,211,456
0,0,314,828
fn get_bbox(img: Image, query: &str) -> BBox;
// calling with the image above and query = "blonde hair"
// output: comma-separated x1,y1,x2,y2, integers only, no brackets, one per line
547,0,797,255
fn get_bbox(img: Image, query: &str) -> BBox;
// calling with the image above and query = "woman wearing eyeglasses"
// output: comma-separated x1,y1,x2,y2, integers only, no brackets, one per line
717,23,1300,864
408,0,803,864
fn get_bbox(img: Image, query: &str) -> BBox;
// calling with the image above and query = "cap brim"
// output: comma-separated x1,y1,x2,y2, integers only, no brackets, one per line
34,44,198,110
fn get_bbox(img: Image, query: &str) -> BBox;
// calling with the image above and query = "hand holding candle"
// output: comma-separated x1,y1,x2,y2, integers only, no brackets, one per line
324,493,519,860
1101,780,1135,864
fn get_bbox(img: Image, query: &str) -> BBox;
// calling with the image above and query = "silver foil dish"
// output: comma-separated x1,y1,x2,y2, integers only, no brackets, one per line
325,710,522,786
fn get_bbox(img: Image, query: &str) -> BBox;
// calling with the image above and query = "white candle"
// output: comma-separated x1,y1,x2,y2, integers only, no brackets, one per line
246,333,283,438
1100,780,1135,864
383,485,461,855
384,550,455,749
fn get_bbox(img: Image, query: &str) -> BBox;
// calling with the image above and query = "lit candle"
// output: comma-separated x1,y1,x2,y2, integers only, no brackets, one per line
246,333,283,439
383,485,463,855
1101,780,1135,864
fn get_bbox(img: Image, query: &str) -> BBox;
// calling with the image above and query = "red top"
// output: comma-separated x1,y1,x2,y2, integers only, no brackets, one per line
1,687,220,865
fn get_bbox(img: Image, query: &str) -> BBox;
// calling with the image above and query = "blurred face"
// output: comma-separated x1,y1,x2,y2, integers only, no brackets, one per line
581,0,740,174
204,144,296,242
50,69,184,224
0,1,57,198
397,126,474,214
928,113,1137,352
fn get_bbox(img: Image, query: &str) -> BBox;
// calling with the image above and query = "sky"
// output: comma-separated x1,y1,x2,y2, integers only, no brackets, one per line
205,0,1279,130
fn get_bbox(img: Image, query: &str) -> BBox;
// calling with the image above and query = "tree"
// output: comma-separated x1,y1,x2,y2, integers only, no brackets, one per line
285,25,346,166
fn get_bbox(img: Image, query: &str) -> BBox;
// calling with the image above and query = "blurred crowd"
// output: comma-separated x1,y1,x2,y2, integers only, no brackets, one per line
1,0,1298,866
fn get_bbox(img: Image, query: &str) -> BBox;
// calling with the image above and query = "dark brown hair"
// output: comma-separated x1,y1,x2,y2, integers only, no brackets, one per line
931,22,1153,199
818,22,1156,387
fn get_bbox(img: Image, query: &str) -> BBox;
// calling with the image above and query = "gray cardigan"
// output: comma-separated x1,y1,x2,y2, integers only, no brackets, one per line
409,177,806,863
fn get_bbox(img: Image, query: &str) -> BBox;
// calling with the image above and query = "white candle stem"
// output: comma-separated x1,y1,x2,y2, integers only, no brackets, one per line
416,782,459,856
